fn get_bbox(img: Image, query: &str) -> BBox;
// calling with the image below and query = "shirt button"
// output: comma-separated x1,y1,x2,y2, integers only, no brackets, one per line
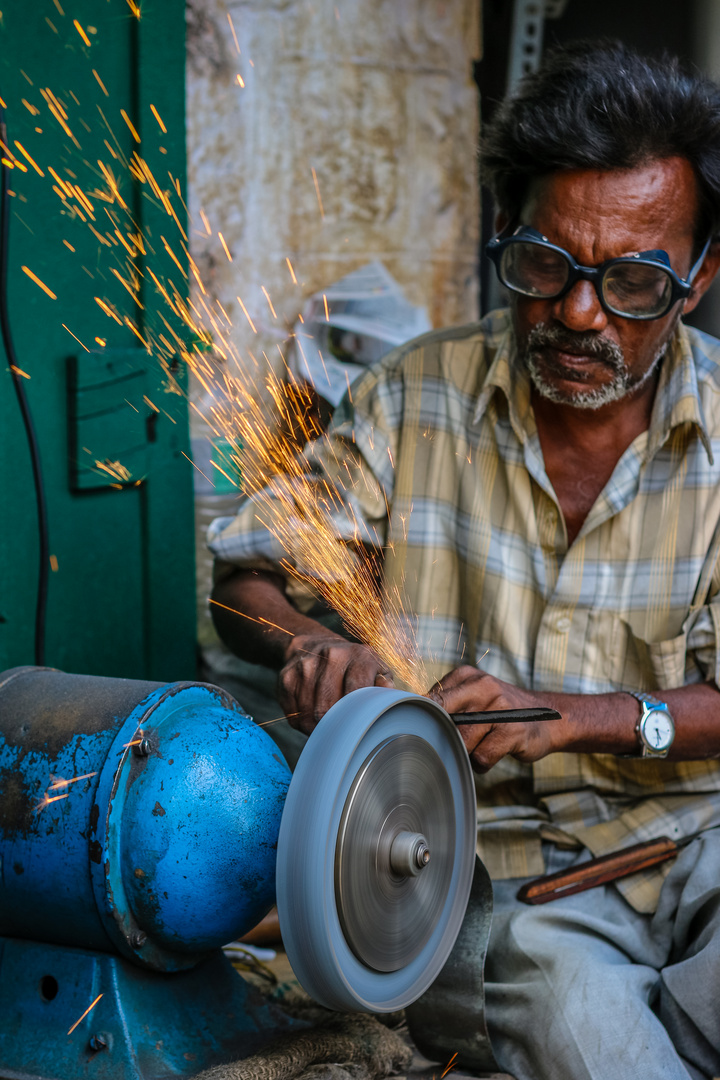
556,616,571,633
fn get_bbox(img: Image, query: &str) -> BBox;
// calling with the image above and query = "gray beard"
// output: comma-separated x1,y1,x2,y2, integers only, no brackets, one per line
522,323,667,410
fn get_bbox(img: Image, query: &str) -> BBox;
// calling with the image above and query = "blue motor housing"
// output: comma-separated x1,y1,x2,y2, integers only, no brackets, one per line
0,667,292,972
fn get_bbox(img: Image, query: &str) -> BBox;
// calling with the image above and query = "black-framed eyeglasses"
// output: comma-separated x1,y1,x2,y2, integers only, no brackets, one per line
485,225,711,320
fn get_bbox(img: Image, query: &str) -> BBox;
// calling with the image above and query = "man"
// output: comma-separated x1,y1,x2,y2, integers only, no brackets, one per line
209,42,720,1080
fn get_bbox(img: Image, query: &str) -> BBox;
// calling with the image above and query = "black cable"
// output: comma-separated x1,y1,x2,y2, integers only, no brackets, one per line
0,102,50,666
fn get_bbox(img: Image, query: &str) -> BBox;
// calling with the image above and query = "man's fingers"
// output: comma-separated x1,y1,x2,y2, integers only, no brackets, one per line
343,659,392,695
428,665,482,698
279,639,392,734
314,644,356,717
465,722,550,773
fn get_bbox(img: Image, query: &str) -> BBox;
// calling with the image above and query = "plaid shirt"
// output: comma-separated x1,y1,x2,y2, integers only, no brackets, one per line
209,309,720,912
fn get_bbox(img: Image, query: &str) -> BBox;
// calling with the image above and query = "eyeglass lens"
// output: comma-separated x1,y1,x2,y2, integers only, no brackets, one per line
500,242,673,317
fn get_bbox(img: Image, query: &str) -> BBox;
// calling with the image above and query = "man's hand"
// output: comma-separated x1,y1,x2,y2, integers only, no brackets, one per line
427,665,562,772
279,633,394,734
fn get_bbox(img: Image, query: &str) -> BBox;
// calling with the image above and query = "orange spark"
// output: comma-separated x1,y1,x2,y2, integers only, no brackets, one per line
311,166,325,218
218,232,232,261
48,166,71,196
50,555,59,571
49,771,97,791
440,1053,458,1078
208,599,293,636
211,460,238,487
150,103,167,133
94,297,122,324
227,13,241,53
181,450,213,486
63,240,75,252
261,286,277,319
35,792,69,812
73,19,91,46
10,365,30,379
62,324,89,351
323,293,330,321
68,993,103,1036
237,297,257,333
285,257,298,284
199,207,211,235
126,0,141,17
120,109,140,143
95,459,131,481
40,88,79,147
14,142,44,176
236,74,245,89
92,70,109,97
22,266,57,299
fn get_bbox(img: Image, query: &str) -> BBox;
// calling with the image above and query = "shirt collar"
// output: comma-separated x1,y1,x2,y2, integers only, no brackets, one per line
473,312,713,466
646,320,713,465
472,313,533,446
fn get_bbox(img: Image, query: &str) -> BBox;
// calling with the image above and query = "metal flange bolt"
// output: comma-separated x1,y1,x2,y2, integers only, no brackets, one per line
130,930,147,948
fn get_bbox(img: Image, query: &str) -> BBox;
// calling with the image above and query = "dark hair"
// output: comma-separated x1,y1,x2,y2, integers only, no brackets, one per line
482,40,720,245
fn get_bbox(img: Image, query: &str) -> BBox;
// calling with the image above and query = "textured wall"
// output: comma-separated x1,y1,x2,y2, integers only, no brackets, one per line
186,0,481,381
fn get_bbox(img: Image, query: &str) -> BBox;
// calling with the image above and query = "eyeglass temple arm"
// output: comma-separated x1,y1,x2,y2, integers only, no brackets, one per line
689,235,713,283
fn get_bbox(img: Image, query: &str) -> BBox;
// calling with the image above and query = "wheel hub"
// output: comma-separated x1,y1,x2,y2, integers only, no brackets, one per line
335,734,455,973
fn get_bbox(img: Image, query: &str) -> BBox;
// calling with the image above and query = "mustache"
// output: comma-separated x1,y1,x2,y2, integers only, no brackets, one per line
525,323,625,369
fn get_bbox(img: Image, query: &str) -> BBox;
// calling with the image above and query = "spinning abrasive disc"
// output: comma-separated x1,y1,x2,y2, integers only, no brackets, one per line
276,686,476,1012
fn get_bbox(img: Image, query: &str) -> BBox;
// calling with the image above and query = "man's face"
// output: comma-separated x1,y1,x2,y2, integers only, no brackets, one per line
510,159,706,410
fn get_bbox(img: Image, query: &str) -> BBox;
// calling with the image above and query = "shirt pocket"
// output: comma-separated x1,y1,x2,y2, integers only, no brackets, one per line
613,618,688,691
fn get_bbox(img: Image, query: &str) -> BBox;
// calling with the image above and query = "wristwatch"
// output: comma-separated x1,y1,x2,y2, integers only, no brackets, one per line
628,691,675,758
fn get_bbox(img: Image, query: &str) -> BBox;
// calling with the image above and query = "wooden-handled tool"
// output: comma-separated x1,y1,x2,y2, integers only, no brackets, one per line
517,827,718,905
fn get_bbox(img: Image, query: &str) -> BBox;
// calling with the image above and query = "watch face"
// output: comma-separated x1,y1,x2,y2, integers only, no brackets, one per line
644,708,674,751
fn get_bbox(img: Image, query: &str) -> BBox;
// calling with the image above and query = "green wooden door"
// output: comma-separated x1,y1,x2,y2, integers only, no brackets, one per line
0,0,196,681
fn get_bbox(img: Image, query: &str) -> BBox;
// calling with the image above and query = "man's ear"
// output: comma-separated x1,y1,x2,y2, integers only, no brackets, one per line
684,239,720,315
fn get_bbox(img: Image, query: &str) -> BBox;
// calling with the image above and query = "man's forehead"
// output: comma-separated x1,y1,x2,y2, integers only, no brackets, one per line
520,158,699,255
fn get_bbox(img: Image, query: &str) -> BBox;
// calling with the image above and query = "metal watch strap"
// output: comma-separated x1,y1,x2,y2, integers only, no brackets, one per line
627,691,674,758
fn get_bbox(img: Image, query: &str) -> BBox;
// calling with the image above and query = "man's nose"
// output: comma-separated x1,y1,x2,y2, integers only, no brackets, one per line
551,279,608,333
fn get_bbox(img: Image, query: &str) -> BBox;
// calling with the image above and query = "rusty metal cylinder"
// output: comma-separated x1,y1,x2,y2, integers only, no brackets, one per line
0,667,291,971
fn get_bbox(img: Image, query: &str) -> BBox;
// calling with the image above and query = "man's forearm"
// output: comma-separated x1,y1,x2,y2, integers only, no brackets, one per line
542,682,720,760
210,569,337,668
430,667,720,770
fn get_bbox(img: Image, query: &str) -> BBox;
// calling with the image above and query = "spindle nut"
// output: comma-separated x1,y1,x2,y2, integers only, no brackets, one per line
389,831,431,877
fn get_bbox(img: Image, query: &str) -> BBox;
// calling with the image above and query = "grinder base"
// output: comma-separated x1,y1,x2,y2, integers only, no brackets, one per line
0,937,303,1079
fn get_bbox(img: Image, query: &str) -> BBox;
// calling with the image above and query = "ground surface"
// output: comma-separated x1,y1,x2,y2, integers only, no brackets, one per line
232,945,513,1080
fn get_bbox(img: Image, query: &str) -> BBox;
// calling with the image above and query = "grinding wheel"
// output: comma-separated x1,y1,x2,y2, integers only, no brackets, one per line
276,686,476,1012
